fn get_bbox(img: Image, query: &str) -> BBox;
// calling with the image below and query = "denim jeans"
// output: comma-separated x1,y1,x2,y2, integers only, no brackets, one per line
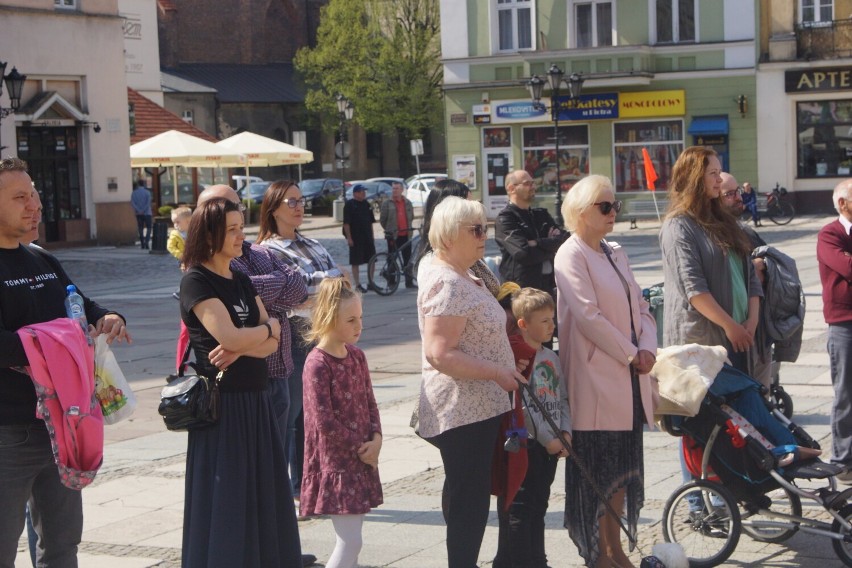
0,422,82,568
135,215,152,248
287,336,309,494
829,321,852,467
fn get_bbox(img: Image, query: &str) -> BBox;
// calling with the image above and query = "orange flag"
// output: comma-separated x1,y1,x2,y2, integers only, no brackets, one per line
642,148,658,191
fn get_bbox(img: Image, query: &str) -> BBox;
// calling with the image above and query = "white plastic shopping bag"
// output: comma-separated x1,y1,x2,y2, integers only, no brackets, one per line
94,334,137,424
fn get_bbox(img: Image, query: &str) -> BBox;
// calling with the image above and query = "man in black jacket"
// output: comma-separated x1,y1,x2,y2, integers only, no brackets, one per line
495,170,569,296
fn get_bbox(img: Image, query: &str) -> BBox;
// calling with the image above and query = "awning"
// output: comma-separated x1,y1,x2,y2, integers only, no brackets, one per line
688,115,729,136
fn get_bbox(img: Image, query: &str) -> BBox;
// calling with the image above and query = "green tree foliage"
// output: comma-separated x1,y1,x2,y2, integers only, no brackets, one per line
294,0,442,139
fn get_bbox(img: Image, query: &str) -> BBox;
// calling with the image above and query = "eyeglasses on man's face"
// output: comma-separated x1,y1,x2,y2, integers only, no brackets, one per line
465,224,488,239
514,179,534,187
593,200,622,215
283,197,307,209
721,187,743,199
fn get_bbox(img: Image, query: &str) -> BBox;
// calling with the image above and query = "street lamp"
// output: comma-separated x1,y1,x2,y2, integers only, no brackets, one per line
334,94,354,172
528,64,584,228
0,62,27,153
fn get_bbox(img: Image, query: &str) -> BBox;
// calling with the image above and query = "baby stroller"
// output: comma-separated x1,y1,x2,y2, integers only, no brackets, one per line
659,364,850,567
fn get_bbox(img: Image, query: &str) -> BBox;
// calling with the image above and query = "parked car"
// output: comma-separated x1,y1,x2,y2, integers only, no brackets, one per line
366,176,404,187
241,181,272,205
344,181,393,201
300,178,345,210
232,175,264,194
405,173,447,206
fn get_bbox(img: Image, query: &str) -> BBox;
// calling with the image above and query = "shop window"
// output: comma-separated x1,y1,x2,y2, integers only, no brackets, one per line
613,119,683,192
800,0,833,24
574,1,614,48
796,99,852,178
655,0,695,44
128,103,136,137
496,0,534,52
366,131,382,160
522,125,590,194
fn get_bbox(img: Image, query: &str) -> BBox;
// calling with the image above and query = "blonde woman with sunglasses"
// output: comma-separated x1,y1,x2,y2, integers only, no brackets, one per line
416,196,526,567
554,174,658,568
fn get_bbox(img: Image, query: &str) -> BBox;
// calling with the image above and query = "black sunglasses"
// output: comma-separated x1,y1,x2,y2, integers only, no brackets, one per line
594,200,622,215
465,224,487,238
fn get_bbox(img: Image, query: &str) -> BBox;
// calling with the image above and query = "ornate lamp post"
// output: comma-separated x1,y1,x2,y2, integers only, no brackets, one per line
528,64,584,227
334,94,354,172
0,62,27,153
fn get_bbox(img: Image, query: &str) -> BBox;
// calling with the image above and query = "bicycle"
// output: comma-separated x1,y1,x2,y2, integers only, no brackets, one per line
756,183,795,226
367,230,421,296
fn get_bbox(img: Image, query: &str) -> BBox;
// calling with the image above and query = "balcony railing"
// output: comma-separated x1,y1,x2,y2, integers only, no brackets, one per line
797,19,852,60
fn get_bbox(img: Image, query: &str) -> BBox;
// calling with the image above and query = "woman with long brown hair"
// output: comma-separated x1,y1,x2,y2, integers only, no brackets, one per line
660,146,762,371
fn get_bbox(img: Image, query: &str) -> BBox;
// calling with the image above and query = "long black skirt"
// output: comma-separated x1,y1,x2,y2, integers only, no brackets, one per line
182,389,301,568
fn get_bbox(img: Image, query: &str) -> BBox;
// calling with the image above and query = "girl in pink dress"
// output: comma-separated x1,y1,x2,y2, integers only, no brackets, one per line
300,278,383,568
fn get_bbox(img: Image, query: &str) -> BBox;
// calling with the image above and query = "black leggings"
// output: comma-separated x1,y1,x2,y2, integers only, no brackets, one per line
431,415,501,568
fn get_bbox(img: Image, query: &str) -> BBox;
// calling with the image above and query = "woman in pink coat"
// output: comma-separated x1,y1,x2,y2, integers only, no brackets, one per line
554,174,657,568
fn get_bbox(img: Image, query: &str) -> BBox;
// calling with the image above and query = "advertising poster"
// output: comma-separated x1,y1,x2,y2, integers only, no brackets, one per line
453,155,477,190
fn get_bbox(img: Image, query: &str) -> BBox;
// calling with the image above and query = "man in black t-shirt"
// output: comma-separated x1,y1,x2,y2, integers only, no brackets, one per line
342,185,376,293
0,158,130,566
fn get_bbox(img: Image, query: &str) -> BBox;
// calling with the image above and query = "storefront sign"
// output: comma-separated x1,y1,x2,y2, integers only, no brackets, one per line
452,155,477,190
785,67,852,92
490,99,550,124
556,93,619,120
619,90,685,118
450,113,469,125
472,104,490,124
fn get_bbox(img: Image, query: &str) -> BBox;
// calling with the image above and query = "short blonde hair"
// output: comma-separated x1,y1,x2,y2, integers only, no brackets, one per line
428,196,487,254
561,174,613,231
171,206,192,221
511,287,554,321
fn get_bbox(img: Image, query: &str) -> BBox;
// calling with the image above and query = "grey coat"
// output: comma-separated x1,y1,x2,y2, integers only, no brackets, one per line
660,215,763,350
379,197,414,239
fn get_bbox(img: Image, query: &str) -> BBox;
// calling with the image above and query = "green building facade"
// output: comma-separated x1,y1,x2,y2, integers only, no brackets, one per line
439,0,758,218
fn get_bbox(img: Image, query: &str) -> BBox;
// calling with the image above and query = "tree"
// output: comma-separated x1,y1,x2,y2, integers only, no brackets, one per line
294,0,442,140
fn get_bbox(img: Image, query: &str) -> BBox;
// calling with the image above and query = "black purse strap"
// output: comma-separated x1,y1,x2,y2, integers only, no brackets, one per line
601,240,639,349
178,342,192,376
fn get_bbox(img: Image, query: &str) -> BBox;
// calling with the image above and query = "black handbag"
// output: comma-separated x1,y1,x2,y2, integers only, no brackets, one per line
158,345,223,432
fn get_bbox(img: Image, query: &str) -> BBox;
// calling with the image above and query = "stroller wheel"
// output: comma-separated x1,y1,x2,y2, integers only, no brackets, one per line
771,385,794,420
740,487,801,543
663,480,741,567
832,503,852,566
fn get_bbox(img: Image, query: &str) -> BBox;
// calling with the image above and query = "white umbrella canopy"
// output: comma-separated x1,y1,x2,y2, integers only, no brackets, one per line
130,130,245,203
215,131,314,167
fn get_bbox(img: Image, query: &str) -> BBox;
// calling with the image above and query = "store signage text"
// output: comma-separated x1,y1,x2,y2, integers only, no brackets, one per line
494,101,548,121
619,90,685,118
785,67,852,92
556,93,619,120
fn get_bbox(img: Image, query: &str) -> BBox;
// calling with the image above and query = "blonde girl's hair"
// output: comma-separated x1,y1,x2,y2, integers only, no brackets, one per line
666,146,752,256
304,277,360,344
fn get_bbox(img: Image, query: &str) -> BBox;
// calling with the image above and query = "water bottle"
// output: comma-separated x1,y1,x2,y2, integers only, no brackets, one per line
65,285,92,344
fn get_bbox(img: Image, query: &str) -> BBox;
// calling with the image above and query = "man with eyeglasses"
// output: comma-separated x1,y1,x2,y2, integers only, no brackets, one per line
495,170,569,298
720,173,804,395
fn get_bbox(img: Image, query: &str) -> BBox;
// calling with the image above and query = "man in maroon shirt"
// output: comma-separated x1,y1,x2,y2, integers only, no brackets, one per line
817,178,852,482
379,181,415,288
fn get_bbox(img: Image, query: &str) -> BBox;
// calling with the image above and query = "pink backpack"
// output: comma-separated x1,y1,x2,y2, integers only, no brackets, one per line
17,318,104,490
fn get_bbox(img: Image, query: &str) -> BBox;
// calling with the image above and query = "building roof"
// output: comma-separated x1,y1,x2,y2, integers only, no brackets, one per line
162,64,305,104
128,88,217,144
161,70,218,94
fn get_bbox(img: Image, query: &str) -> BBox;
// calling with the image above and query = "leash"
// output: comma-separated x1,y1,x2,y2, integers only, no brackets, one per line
515,377,647,556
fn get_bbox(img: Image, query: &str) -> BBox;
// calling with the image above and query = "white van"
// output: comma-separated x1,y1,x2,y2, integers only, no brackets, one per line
232,175,264,196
